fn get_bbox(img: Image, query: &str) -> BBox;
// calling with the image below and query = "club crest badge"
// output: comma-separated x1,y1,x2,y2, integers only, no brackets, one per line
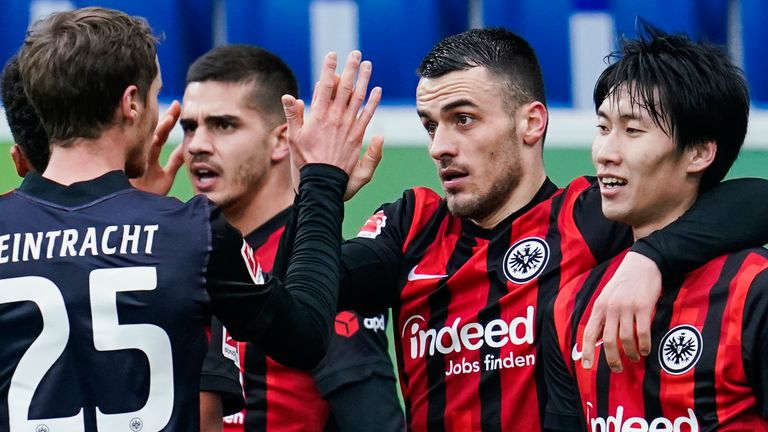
503,237,550,284
659,324,703,375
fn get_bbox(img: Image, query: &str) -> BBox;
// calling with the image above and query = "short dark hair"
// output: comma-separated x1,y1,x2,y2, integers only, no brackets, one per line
186,44,298,127
18,7,158,145
417,28,546,113
594,21,749,190
1,55,49,173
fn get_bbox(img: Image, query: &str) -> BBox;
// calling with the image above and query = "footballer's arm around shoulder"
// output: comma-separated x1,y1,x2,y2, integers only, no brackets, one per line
205,164,347,369
632,178,768,276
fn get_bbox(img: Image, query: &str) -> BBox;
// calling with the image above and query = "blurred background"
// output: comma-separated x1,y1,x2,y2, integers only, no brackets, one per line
0,0,766,236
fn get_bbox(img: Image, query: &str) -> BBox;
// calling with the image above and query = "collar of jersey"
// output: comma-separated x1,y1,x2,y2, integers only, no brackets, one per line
460,177,559,239
18,170,133,207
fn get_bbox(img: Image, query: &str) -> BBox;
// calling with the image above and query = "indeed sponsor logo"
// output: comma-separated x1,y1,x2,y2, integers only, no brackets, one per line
402,305,535,359
587,403,698,432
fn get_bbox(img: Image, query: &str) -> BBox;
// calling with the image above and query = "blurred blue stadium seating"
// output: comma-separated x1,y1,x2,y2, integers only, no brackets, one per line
0,0,765,107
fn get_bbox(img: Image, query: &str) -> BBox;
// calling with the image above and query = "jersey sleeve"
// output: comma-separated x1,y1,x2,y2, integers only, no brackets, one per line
742,265,768,419
631,178,768,276
337,190,414,314
571,177,633,264
311,311,397,396
541,298,586,432
205,163,347,370
199,317,244,416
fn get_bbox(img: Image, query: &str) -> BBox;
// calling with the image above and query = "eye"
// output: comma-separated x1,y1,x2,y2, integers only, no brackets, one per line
625,127,644,135
214,119,235,131
457,114,474,126
180,122,196,137
596,124,609,133
423,121,437,137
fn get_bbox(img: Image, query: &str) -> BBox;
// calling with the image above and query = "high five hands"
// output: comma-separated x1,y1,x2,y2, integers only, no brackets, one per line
281,51,384,200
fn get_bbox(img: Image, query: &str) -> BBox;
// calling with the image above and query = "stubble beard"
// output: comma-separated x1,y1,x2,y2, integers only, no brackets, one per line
446,145,522,223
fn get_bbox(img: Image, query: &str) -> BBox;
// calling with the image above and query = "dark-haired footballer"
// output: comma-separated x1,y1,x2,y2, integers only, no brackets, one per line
0,6,378,431
181,44,402,432
544,23,768,431
274,27,768,431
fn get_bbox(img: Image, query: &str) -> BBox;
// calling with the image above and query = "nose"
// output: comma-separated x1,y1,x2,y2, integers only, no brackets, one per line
592,129,621,168
428,125,459,161
184,126,214,157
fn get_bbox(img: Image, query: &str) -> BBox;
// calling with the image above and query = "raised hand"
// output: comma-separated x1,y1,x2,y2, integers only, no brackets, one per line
281,51,382,176
130,100,184,195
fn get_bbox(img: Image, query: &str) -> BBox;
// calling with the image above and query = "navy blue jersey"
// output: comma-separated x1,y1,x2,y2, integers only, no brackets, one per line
0,165,347,432
0,171,211,431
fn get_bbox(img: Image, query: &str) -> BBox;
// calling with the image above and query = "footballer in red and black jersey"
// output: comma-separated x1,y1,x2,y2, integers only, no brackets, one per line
0,165,346,431
221,208,401,432
340,177,629,431
334,176,768,431
544,248,768,431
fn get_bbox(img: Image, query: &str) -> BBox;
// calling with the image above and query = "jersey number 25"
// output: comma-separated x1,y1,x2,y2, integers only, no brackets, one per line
0,266,173,432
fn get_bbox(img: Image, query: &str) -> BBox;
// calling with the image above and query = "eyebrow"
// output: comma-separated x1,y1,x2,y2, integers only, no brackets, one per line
596,109,642,122
417,98,479,119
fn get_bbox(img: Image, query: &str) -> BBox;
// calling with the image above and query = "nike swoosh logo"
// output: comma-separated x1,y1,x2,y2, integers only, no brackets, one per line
571,339,604,361
407,265,448,281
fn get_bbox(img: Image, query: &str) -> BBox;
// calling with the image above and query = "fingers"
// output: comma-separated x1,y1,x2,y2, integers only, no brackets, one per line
349,86,382,140
344,135,384,201
619,310,639,362
310,52,338,117
601,310,623,372
581,310,603,369
635,304,653,357
332,51,363,116
164,143,185,177
154,100,181,148
282,95,305,133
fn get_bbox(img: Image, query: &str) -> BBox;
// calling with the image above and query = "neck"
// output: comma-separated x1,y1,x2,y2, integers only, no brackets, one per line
632,188,699,240
43,130,128,185
472,161,547,229
223,167,295,235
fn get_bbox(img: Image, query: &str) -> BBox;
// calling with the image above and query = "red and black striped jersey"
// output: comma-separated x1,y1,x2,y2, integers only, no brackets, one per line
545,248,768,432
222,208,398,432
341,177,632,431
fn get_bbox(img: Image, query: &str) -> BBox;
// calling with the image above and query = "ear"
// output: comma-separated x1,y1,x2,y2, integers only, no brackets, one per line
10,144,31,177
119,85,141,123
686,141,716,175
270,122,290,162
518,101,548,147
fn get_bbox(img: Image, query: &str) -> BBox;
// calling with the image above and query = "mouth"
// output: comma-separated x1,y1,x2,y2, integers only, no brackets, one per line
191,165,220,191
439,167,469,189
597,175,628,194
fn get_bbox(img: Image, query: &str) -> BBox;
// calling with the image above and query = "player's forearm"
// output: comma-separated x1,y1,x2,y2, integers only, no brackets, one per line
632,178,768,276
206,164,346,368
260,164,347,367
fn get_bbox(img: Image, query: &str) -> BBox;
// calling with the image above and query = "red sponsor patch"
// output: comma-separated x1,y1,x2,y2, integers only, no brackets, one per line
334,311,359,337
240,240,264,284
356,210,387,239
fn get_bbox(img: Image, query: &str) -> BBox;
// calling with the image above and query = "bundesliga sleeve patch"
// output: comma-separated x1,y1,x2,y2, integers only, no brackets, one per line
221,327,240,367
356,210,387,239
240,240,265,285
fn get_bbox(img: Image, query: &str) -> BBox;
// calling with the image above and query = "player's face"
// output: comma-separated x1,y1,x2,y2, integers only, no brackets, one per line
126,66,162,178
593,85,696,238
416,67,523,223
180,81,274,211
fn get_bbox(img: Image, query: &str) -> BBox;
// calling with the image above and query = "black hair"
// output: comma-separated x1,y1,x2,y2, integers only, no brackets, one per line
594,20,749,190
187,44,298,125
418,27,546,112
1,55,49,173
